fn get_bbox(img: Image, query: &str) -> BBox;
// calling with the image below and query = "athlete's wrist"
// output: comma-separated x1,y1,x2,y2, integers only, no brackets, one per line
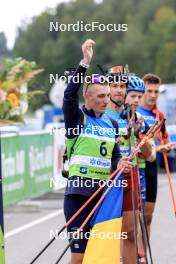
146,148,156,162
79,59,90,69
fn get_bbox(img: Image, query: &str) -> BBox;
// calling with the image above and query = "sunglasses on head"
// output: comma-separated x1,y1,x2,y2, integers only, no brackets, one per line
84,74,109,93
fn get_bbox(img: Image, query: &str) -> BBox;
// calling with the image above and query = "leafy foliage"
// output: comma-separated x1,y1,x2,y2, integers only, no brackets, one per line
0,58,44,123
13,0,176,109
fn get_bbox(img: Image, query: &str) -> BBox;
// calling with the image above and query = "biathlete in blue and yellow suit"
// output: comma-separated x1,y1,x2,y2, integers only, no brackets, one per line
63,40,133,264
137,73,174,258
106,66,156,264
125,75,156,205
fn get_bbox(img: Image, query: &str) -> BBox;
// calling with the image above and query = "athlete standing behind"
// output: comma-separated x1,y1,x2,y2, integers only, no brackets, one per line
125,76,156,264
106,69,155,264
125,76,156,205
137,73,174,255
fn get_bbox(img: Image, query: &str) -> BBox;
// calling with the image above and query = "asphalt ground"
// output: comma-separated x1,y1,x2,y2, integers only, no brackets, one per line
4,172,176,264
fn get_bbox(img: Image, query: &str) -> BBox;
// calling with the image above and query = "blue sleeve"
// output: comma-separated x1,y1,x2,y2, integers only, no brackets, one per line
141,120,150,134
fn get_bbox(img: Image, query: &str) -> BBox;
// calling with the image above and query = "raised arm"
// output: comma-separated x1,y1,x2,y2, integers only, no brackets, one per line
63,39,95,136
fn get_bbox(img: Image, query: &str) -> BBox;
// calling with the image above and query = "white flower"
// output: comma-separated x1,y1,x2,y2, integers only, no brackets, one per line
20,100,28,114
9,107,21,117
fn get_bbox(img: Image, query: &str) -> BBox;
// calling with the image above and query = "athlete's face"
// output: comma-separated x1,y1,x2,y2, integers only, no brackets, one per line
110,82,127,106
143,83,160,107
84,84,110,115
125,91,143,108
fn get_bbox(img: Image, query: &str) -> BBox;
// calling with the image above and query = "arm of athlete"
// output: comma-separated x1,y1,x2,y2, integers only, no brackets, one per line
153,109,175,153
111,120,133,174
140,140,156,162
155,125,175,153
134,114,156,162
63,39,95,138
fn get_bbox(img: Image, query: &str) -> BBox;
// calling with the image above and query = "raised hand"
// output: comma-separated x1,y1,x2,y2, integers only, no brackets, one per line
81,39,95,65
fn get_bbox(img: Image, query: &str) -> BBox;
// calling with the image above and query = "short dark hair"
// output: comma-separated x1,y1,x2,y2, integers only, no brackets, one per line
142,73,161,85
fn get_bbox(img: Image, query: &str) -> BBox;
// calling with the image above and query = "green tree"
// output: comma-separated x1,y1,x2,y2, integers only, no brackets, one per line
148,6,176,82
13,0,176,110
0,32,10,59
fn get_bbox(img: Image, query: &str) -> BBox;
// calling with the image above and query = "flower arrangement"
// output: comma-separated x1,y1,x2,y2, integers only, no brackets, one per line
0,58,44,124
